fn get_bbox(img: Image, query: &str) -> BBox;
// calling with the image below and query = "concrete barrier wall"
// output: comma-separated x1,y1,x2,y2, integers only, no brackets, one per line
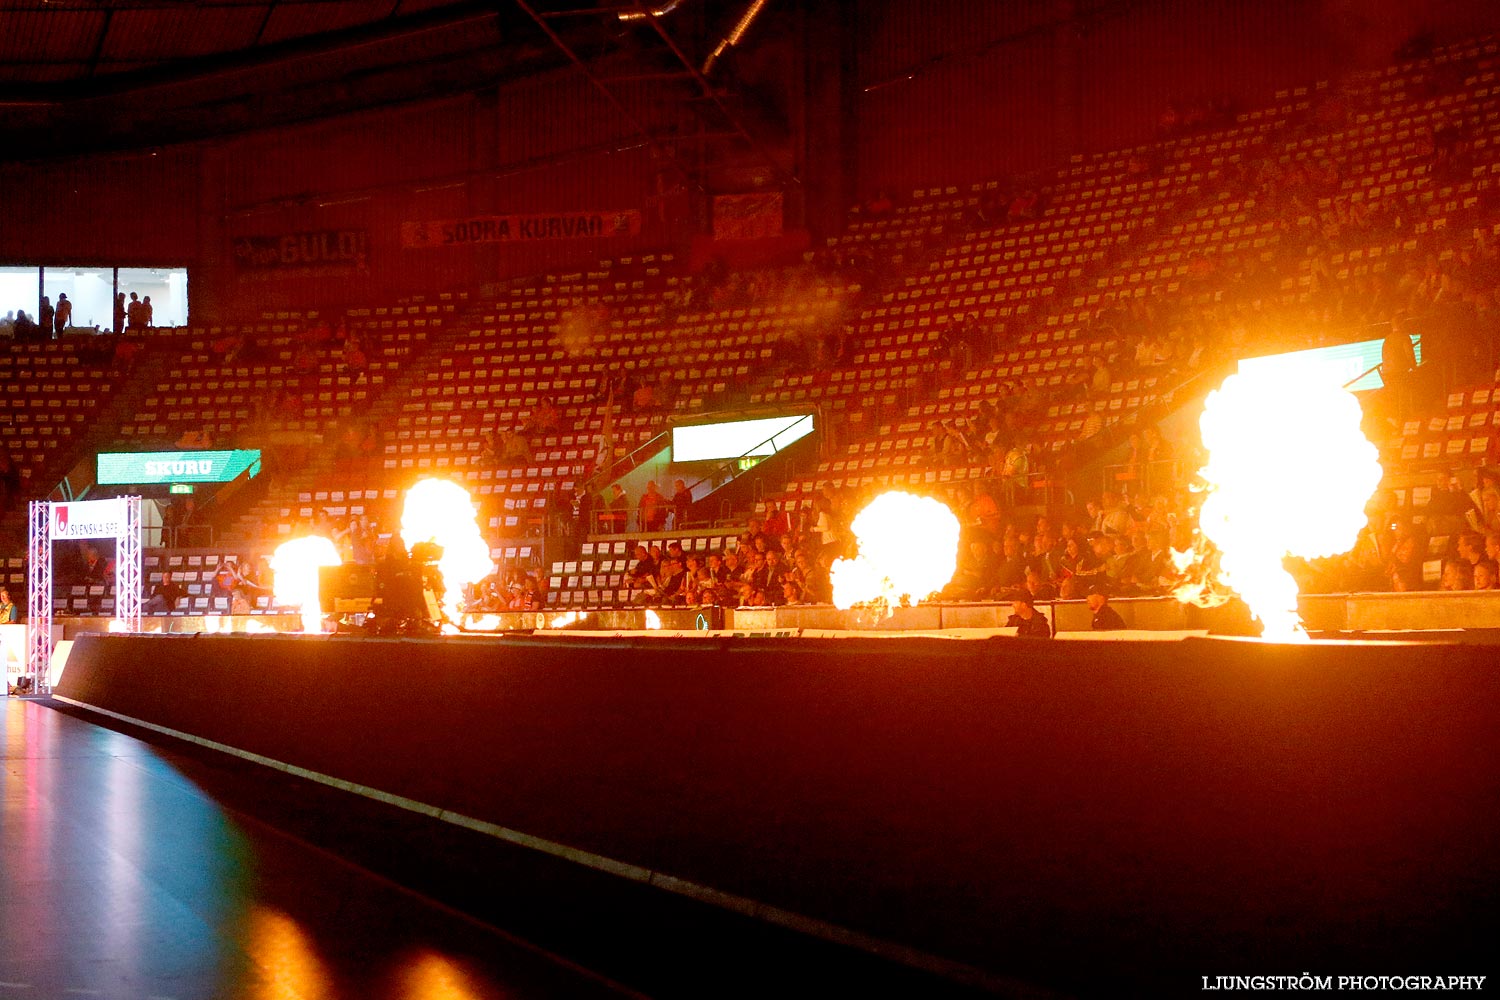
54,632,1500,993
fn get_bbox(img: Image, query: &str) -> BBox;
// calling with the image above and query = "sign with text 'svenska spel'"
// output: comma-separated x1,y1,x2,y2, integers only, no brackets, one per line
50,498,127,541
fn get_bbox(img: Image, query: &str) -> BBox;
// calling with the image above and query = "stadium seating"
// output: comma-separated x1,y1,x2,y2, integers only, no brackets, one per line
9,33,1500,610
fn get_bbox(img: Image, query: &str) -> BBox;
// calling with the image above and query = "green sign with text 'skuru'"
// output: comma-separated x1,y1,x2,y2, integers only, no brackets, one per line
97,450,262,485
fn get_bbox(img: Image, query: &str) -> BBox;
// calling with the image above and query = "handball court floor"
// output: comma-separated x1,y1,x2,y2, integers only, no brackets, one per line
0,697,988,1000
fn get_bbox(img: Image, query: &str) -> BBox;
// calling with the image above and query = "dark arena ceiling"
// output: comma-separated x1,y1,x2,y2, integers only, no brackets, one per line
0,0,769,160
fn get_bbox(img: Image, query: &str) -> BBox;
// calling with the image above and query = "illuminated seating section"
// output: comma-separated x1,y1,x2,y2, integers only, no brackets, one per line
0,340,119,504
272,254,862,559
14,34,1500,611
545,532,741,608
763,35,1500,510
1,557,22,597
831,191,972,265
121,297,458,445
136,550,274,616
1388,382,1500,472
281,256,683,548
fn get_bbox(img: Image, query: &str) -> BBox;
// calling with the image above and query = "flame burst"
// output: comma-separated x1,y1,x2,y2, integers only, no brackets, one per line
1188,370,1381,640
400,478,494,623
271,536,342,633
830,492,961,614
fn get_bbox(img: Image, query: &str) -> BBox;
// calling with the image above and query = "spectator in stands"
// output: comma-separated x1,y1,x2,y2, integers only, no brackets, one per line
78,544,111,613
143,572,185,615
653,556,687,606
0,587,17,624
209,557,242,606
499,429,532,466
1386,533,1423,592
1099,492,1131,535
239,556,273,602
1007,190,1040,221
0,452,18,513
53,293,71,337
1087,587,1127,630
142,296,154,328
126,292,143,331
113,293,126,336
38,296,53,340
597,484,628,533
1469,483,1500,533
1023,567,1057,602
1457,532,1486,571
340,334,367,383
1000,441,1029,502
638,481,667,532
949,539,997,600
670,479,693,529
526,398,562,435
625,543,656,589
1439,558,1474,592
1006,591,1052,638
1382,315,1418,417
1428,474,1478,535
509,577,543,611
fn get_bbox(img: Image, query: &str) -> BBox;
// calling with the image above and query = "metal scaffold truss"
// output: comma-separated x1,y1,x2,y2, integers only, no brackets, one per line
24,496,143,695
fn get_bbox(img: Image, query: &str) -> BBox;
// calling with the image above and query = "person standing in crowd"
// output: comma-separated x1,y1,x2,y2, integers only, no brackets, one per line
54,292,71,336
38,296,53,340
1088,587,1127,630
142,295,154,328
638,481,667,532
126,292,143,331
670,479,692,529
1006,591,1053,638
113,292,126,335
0,586,17,623
600,483,628,533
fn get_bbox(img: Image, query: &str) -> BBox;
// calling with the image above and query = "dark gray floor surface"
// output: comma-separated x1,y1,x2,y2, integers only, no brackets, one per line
0,696,636,1000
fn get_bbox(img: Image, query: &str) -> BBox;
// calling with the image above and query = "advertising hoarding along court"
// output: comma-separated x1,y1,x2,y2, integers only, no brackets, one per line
97,450,262,486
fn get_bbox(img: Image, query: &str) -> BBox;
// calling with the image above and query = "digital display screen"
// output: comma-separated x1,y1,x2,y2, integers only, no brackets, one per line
671,414,815,463
1237,335,1421,392
97,449,262,485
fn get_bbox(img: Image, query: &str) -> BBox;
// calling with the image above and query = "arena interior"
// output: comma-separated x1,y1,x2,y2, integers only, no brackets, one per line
3,0,1500,996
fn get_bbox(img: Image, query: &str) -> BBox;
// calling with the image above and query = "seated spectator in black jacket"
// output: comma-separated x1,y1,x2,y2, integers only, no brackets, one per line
144,572,186,615
1087,587,1127,630
653,557,687,606
1006,592,1053,638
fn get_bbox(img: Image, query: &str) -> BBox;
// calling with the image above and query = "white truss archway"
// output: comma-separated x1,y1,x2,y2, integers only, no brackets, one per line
26,497,142,694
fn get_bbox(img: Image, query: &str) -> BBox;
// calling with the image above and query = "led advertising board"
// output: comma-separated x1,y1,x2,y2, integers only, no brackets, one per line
1237,336,1421,392
671,414,815,463
97,449,262,485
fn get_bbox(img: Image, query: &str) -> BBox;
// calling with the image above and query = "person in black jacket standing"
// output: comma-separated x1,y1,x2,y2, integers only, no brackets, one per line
1006,591,1052,638
1087,587,1127,631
